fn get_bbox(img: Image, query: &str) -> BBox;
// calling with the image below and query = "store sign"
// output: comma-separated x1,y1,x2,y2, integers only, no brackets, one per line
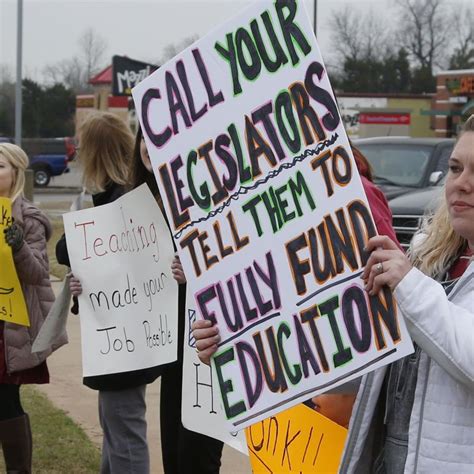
446,76,474,95
359,113,411,125
449,96,468,104
112,55,158,96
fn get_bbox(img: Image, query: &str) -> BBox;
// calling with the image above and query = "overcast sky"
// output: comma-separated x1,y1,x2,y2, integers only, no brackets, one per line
0,0,470,83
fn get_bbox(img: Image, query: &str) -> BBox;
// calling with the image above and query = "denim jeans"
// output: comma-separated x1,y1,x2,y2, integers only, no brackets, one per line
99,385,149,474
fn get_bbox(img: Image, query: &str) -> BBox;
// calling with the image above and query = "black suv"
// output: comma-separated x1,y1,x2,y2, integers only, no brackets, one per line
389,185,444,249
355,137,454,200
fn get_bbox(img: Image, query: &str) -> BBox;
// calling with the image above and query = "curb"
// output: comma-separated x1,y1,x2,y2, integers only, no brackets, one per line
34,186,83,195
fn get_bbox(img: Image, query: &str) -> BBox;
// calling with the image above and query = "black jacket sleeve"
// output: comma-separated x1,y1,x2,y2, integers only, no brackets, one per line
55,233,70,267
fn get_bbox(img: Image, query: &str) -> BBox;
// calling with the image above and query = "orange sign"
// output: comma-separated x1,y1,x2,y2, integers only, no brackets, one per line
460,77,474,94
246,403,347,473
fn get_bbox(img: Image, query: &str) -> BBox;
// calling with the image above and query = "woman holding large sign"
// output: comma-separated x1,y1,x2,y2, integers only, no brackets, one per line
64,112,163,474
191,116,474,472
130,127,224,474
339,115,474,472
0,143,65,473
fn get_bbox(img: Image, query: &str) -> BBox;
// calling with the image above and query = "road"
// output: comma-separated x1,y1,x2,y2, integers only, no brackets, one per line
33,162,91,208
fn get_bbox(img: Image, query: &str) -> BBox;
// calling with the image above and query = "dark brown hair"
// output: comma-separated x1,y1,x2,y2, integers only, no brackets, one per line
350,141,374,182
129,127,164,211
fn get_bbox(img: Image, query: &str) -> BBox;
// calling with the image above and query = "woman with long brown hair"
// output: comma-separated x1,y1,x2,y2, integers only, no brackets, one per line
61,112,163,473
130,127,224,474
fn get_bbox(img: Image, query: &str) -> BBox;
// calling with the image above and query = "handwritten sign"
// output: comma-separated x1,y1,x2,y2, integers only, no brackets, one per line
182,293,248,453
0,197,29,326
246,404,347,473
132,0,414,431
63,185,178,376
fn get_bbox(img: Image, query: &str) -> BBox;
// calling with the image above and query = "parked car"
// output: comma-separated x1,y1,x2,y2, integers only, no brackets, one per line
389,184,444,249
0,137,75,187
28,154,70,187
355,137,454,200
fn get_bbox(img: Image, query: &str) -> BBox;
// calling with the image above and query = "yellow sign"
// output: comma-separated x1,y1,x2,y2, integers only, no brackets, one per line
246,403,347,473
0,197,29,326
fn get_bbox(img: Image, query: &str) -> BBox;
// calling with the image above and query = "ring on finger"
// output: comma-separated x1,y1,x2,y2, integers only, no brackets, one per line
376,262,384,274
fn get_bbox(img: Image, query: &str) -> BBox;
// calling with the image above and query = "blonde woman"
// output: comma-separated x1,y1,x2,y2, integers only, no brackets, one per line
58,112,163,474
0,143,65,473
339,115,474,473
191,116,474,472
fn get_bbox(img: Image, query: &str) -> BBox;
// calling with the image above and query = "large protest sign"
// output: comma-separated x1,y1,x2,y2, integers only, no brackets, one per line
132,0,414,431
182,293,248,454
63,185,178,376
246,404,347,473
0,197,29,326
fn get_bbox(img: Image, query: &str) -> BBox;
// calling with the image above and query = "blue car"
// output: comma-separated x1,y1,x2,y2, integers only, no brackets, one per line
29,154,70,187
0,137,74,187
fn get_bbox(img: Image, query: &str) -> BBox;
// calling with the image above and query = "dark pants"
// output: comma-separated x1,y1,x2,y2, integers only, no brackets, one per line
0,384,32,473
160,361,223,474
98,385,149,474
160,284,223,474
0,384,24,421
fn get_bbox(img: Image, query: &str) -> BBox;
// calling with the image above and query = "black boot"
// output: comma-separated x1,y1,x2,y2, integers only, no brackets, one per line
0,413,32,473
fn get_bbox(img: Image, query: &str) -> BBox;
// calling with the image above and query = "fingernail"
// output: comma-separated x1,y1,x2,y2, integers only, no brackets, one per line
203,320,212,327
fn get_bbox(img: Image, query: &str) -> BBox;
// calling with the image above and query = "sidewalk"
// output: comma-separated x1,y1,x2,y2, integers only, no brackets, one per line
37,278,251,474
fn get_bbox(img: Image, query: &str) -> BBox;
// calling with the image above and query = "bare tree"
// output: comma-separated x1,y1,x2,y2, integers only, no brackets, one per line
329,6,391,64
0,64,13,83
43,57,84,92
449,5,474,68
395,0,452,70
0,65,15,135
43,28,107,93
79,27,107,81
159,35,199,64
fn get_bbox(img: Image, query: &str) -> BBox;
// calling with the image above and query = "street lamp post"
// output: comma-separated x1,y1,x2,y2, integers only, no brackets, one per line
15,0,23,146
313,0,318,37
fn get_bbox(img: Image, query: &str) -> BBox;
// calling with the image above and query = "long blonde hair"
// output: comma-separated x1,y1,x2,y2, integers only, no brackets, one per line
78,112,134,193
409,114,474,276
0,143,29,202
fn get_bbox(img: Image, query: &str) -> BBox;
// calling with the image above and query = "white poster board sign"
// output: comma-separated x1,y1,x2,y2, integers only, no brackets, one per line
182,292,247,454
132,0,413,431
64,185,178,376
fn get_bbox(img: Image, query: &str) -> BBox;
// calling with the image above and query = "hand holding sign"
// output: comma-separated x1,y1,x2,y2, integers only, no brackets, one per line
193,319,220,365
3,222,24,252
132,0,414,432
63,185,179,377
363,235,413,294
0,197,29,326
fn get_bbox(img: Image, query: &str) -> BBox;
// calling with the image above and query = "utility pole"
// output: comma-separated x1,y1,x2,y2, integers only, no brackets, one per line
313,0,318,37
15,0,23,146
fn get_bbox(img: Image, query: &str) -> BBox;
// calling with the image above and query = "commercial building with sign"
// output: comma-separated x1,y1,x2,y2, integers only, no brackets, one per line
433,69,474,137
337,93,434,138
75,57,158,135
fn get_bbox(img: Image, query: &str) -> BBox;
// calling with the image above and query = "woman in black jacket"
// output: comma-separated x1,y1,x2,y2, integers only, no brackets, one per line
128,127,223,474
58,112,162,474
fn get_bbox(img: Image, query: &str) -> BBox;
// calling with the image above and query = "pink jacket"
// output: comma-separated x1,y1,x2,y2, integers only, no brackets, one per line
3,197,65,373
